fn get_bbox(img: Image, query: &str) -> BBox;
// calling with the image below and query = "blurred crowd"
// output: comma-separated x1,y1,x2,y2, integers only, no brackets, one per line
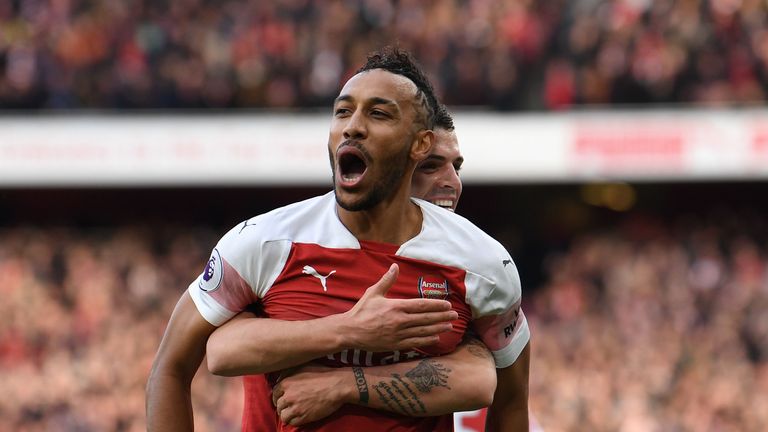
2,0,767,110
529,210,768,431
1,208,767,430
0,225,242,431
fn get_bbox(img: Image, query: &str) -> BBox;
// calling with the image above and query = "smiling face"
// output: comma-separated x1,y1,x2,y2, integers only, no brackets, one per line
328,69,432,212
411,128,464,211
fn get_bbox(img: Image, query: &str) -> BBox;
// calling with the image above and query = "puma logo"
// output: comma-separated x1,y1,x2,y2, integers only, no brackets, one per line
302,265,336,291
502,259,512,267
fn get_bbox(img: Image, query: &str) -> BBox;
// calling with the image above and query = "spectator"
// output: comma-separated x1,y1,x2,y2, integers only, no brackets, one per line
2,0,766,110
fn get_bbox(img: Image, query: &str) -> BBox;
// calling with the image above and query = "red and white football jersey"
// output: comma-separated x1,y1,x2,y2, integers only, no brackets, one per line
189,192,530,431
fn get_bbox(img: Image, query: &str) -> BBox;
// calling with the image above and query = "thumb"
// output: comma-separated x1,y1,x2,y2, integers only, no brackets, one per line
365,263,399,298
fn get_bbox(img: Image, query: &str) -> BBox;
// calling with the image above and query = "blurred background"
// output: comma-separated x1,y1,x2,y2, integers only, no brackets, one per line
2,0,768,431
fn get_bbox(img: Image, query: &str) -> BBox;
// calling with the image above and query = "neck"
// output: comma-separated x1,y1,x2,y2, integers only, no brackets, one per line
336,184,423,245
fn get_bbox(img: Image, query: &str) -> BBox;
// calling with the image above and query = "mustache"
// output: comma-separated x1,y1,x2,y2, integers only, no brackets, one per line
337,140,373,161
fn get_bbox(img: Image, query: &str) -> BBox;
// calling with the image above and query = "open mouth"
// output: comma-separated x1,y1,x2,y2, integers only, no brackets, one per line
336,145,368,187
430,199,455,211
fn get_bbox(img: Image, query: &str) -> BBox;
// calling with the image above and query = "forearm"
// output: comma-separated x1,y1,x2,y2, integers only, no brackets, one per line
146,365,197,431
486,404,528,432
146,291,215,431
272,337,497,426
350,339,497,417
485,342,530,432
207,314,346,376
208,265,456,376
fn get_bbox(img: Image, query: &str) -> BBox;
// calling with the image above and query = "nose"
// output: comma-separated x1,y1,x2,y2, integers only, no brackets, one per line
342,110,367,140
439,166,462,194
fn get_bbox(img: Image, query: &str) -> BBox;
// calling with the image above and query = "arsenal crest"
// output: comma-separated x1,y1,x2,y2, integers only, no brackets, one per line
418,276,449,300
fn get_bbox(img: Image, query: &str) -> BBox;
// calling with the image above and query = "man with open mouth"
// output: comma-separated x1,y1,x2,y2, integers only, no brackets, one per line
147,47,530,432
233,104,530,431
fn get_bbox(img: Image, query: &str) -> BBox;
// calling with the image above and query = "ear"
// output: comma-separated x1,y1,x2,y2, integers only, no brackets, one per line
411,129,434,162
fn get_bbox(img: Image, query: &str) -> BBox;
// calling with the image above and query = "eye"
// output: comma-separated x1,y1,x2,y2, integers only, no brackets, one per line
370,109,390,118
334,107,351,117
418,162,439,173
454,160,464,173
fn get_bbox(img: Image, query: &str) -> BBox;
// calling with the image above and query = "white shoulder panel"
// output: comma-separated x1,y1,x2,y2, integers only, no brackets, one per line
219,191,359,293
400,200,529,367
189,192,359,325
400,199,522,318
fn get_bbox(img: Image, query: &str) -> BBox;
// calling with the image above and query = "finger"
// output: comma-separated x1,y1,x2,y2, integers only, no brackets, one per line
363,264,399,297
289,415,304,426
271,386,284,407
393,298,453,314
401,310,458,327
281,407,305,426
279,406,292,424
275,397,289,414
398,322,454,339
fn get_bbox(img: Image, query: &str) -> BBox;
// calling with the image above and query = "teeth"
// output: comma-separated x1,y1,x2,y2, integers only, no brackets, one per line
432,200,454,210
342,174,361,182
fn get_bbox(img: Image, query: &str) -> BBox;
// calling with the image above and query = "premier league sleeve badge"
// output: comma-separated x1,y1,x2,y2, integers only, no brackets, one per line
198,248,224,292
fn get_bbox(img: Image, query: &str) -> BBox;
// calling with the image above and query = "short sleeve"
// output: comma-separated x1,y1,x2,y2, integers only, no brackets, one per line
187,218,292,326
466,257,530,368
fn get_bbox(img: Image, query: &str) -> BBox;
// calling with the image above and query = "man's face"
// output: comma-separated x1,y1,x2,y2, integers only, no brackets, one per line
411,128,463,211
328,69,425,211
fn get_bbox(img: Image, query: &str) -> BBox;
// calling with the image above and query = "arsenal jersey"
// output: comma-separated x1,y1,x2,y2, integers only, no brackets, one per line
189,192,530,431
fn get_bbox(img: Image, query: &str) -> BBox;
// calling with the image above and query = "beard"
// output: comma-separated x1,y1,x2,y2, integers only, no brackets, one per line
330,139,412,212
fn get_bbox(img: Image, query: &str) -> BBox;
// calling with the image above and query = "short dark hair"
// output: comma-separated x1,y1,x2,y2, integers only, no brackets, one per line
434,103,455,131
356,47,438,130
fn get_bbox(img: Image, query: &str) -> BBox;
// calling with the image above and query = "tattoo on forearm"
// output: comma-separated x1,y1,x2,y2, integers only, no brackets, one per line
372,377,427,416
352,366,369,404
370,360,452,416
465,337,494,361
373,382,409,414
404,359,452,393
393,374,427,414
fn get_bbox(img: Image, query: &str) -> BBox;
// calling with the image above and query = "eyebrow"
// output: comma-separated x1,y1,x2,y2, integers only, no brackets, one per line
422,154,447,162
422,154,465,165
334,95,399,108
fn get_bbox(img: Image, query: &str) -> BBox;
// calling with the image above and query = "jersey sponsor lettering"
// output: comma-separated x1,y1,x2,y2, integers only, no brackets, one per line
325,349,424,366
503,307,521,338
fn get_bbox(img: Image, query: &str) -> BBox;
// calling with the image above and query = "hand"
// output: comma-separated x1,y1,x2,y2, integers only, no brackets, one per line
340,264,458,352
272,365,352,426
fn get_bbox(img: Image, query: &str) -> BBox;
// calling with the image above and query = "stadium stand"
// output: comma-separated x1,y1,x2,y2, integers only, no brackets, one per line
1,0,767,110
